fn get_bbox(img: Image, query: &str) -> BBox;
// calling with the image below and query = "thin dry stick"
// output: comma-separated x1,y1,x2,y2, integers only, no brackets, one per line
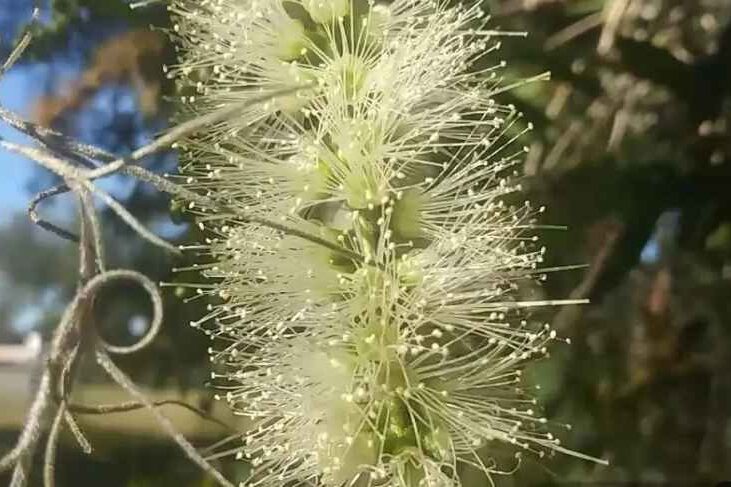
30,266,233,486
0,136,180,254
34,202,100,487
77,187,107,272
9,192,122,486
83,180,181,255
86,84,313,180
0,19,237,487
10,321,81,487
38,203,102,487
0,138,89,181
0,106,114,165
68,399,232,431
37,270,165,357
91,270,163,355
0,7,39,78
62,410,92,455
96,349,235,487
43,405,66,487
28,184,79,242
27,249,234,486
0,102,368,264
0,372,52,474
8,290,81,485
125,165,368,263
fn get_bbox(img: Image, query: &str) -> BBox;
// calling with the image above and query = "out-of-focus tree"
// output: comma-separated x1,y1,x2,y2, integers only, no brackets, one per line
482,1,731,484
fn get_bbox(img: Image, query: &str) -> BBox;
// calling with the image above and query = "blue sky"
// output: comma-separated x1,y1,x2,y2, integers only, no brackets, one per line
0,60,181,334
0,0,139,218
0,25,176,226
0,0,77,221
0,62,80,219
0,68,35,215
0,4,184,336
0,60,183,231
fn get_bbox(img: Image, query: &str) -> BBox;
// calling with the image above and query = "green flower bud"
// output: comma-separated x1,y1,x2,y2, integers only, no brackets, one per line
303,0,350,23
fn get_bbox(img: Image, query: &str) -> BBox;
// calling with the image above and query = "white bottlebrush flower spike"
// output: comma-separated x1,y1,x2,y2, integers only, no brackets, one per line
169,0,601,485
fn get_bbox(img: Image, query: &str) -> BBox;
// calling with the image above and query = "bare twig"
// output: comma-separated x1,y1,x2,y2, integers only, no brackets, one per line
62,410,92,455
86,270,163,355
0,106,115,165
0,372,52,474
127,164,370,263
68,399,232,431
28,184,79,243
96,350,235,487
78,188,106,272
1,100,368,264
2,236,235,485
17,204,98,487
0,7,39,78
86,84,313,180
43,405,65,487
0,138,89,181
0,22,240,487
83,182,181,255
0,136,180,254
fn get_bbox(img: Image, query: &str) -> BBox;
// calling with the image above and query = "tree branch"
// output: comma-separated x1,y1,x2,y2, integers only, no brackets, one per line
68,399,232,432
96,350,235,487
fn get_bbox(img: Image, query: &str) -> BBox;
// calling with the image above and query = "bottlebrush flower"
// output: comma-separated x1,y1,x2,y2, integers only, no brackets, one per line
169,0,602,486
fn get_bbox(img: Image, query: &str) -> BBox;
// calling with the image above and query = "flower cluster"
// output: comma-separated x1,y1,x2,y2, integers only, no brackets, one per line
170,1,592,485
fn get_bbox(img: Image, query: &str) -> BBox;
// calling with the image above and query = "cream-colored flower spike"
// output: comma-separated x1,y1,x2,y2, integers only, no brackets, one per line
169,0,602,485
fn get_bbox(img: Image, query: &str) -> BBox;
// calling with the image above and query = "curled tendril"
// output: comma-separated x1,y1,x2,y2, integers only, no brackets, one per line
69,269,165,355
